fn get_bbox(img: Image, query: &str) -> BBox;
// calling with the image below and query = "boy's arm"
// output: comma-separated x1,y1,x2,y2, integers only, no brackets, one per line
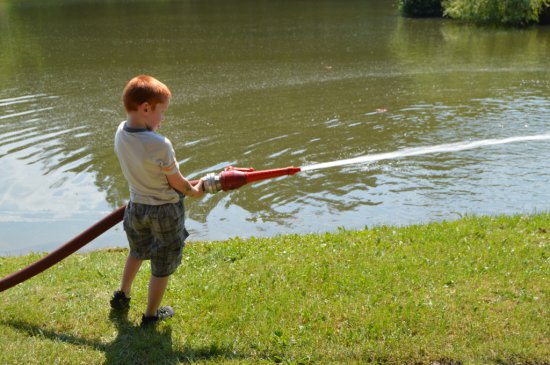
166,171,204,198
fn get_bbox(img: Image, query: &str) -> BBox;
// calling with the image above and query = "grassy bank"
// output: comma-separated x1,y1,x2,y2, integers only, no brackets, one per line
1,214,549,364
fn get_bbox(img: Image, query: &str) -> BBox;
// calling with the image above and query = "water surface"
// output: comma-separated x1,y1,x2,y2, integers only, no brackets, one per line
0,0,549,254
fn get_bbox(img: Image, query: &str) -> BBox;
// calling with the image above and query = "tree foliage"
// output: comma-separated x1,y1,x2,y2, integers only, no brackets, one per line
399,0,550,26
444,0,550,26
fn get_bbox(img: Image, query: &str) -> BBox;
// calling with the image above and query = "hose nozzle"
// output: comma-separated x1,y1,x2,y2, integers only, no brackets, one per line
202,166,301,194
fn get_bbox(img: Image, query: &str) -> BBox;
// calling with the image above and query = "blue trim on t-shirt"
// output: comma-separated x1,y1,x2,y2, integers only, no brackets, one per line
123,122,148,133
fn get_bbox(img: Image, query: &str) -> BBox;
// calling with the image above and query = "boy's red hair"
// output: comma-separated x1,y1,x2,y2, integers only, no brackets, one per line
122,75,172,112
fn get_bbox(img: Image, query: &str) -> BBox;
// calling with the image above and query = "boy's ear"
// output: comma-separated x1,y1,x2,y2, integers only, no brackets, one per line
138,102,151,113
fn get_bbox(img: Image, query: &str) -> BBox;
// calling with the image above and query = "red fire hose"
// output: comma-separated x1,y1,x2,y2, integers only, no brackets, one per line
0,166,300,292
0,206,126,292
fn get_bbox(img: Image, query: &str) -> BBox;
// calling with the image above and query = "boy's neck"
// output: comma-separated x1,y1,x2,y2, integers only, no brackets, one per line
126,114,147,129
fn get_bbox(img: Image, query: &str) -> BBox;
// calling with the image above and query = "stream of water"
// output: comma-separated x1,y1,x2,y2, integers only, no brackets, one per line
301,133,550,171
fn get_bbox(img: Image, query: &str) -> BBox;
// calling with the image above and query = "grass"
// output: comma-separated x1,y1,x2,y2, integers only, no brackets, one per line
0,214,549,364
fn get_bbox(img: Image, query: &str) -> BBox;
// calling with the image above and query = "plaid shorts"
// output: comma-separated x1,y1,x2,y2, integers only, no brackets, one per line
123,200,189,277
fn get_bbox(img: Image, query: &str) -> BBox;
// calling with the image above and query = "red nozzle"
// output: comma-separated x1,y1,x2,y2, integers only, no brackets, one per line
220,169,248,191
219,166,301,191
244,166,301,183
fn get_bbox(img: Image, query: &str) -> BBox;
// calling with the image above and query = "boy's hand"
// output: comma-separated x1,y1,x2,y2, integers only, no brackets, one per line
192,178,205,197
166,172,204,198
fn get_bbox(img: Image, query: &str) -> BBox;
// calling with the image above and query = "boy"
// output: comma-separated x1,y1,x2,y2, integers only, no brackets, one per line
111,75,204,327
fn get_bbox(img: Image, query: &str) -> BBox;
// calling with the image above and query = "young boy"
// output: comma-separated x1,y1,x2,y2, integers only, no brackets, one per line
111,75,204,327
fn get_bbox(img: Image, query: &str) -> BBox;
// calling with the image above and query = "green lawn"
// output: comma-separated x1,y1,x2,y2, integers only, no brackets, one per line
1,214,549,364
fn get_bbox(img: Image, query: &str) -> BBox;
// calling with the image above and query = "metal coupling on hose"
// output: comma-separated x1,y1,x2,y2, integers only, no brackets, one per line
202,173,222,194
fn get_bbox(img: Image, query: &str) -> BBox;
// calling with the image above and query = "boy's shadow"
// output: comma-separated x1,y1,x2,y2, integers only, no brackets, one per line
105,309,174,364
3,309,243,364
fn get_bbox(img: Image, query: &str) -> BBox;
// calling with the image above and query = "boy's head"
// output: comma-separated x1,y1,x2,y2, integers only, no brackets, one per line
122,75,172,112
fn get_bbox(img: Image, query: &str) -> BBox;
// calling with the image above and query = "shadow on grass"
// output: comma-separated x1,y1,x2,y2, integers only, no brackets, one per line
2,310,245,364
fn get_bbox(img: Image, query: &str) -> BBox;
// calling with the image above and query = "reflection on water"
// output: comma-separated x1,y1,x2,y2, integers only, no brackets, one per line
0,0,549,255
0,93,125,254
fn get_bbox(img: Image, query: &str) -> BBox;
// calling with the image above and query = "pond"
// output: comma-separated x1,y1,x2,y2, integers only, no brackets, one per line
0,0,549,255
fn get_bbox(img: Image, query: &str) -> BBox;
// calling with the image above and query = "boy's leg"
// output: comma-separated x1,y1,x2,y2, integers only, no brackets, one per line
141,201,185,321
145,274,170,317
120,254,143,297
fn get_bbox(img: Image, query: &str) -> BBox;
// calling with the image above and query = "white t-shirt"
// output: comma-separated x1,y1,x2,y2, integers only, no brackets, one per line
114,121,180,205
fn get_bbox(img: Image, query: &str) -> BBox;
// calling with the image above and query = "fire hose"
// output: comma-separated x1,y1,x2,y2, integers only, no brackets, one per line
0,166,300,292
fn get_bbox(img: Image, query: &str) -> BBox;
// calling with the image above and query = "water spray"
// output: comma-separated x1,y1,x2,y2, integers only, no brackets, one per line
1,132,549,292
301,133,550,172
